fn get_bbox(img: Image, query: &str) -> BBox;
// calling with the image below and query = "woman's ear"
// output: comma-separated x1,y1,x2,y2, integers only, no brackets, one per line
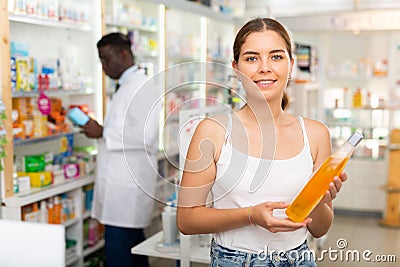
231,60,241,79
231,60,237,70
289,57,294,78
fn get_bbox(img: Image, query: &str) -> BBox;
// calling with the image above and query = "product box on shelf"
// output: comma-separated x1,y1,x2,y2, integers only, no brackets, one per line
23,153,46,172
63,163,80,179
12,97,33,139
17,171,53,187
17,175,31,192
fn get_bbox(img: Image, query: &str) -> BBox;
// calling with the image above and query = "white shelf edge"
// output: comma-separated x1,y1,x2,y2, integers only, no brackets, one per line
132,231,180,260
82,210,91,220
63,217,80,228
83,239,105,257
289,82,320,91
12,88,96,98
131,231,211,264
326,74,388,80
3,175,95,207
106,21,158,33
9,14,92,31
388,144,400,150
66,253,80,266
13,130,79,147
147,0,235,22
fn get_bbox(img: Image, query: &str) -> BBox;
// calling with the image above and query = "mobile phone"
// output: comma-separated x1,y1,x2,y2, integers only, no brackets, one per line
67,107,90,126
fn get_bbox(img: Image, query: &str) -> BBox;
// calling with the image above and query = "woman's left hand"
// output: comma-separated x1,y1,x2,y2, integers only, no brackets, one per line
321,171,348,203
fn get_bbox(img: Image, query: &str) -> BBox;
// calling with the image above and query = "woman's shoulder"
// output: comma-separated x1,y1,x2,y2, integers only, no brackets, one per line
302,117,331,153
194,113,229,140
302,117,329,135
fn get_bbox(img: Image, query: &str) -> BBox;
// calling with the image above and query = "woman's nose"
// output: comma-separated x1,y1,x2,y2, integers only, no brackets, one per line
258,58,271,73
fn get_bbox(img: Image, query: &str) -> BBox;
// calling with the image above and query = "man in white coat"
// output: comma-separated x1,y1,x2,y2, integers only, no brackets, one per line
82,32,161,267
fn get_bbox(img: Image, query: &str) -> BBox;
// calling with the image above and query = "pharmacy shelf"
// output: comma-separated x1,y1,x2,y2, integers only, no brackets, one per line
131,231,210,264
83,239,105,257
13,131,79,147
132,231,180,260
147,0,234,23
388,144,400,150
106,20,158,33
64,217,80,228
12,88,95,98
2,175,95,207
82,210,91,220
9,14,91,31
66,254,80,266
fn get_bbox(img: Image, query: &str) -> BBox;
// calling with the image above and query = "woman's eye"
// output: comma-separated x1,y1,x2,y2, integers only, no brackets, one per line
246,56,257,62
271,54,284,60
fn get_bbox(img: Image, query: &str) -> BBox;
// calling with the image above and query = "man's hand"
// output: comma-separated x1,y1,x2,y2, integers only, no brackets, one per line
81,119,103,138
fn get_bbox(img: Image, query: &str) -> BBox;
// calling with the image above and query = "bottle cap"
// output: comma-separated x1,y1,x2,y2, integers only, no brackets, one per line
347,132,363,146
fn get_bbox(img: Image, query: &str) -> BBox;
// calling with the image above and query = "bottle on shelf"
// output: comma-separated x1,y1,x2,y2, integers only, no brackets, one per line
53,196,62,224
286,132,363,222
343,87,351,108
161,202,178,245
47,197,55,224
352,87,363,108
365,91,372,108
39,200,48,223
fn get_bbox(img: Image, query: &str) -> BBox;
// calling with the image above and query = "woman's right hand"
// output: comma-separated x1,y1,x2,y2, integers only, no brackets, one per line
250,202,312,232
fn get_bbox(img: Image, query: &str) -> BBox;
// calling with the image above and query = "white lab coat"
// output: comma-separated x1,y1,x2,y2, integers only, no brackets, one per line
91,67,162,228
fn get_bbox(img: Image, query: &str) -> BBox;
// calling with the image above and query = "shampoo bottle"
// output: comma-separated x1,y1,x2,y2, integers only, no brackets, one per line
39,200,48,223
286,132,363,222
162,203,178,245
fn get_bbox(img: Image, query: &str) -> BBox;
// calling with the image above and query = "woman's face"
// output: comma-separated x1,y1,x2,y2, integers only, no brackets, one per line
232,30,293,103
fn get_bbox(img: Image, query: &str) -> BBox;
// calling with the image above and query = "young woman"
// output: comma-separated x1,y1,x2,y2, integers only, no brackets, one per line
177,18,347,267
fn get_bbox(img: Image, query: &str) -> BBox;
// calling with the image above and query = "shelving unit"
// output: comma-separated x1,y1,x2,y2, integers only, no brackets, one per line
2,175,94,209
2,175,95,267
280,13,400,215
129,2,238,267
288,82,321,120
1,1,103,266
1,1,241,266
131,230,210,264
104,0,164,95
380,128,400,227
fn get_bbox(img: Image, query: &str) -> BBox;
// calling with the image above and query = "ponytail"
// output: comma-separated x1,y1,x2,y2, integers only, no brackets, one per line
281,91,289,110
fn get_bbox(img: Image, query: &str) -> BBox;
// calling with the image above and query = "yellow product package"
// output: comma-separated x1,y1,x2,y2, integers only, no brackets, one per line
18,171,53,187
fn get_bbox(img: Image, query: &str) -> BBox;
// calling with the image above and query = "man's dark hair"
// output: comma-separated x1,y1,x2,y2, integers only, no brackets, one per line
97,32,132,55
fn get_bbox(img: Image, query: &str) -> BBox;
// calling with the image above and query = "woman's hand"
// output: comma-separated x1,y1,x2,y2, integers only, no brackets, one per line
250,202,312,233
320,170,348,203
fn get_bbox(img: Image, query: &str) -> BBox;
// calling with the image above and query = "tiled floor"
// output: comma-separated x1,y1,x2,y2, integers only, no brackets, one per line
150,214,400,267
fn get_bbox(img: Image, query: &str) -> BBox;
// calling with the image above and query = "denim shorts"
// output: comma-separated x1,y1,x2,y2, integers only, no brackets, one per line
210,239,317,267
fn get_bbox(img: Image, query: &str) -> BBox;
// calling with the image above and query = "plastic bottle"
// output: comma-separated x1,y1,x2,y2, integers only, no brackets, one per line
88,219,98,247
53,196,62,224
162,203,178,245
13,165,19,193
343,87,351,108
31,202,39,222
352,87,363,108
286,132,363,222
39,200,48,223
61,196,70,222
47,198,55,224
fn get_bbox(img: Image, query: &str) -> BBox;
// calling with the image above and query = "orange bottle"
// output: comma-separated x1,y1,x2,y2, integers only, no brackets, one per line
286,132,363,222
47,198,55,224
53,196,62,224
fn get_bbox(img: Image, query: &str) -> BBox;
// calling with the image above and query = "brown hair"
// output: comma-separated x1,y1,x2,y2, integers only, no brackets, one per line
233,18,292,110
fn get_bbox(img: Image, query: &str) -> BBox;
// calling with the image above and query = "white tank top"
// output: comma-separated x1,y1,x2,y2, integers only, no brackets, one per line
212,114,314,253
